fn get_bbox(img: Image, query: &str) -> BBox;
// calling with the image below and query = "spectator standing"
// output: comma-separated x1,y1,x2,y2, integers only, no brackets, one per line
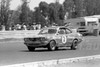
23,25,27,30
33,24,36,30
2,25,5,31
38,24,41,29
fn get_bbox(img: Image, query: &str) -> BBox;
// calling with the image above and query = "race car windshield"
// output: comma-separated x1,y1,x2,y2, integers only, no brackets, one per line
39,29,57,34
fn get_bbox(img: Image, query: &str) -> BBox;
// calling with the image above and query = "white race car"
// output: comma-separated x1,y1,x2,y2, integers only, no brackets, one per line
24,26,83,51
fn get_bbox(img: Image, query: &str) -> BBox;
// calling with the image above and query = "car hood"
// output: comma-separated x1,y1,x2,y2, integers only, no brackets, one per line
29,34,55,38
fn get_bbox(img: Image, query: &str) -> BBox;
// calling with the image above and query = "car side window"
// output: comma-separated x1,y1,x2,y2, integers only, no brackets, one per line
65,29,72,34
58,29,65,34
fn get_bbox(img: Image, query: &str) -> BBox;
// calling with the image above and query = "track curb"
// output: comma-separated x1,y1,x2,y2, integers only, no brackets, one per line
0,55,100,67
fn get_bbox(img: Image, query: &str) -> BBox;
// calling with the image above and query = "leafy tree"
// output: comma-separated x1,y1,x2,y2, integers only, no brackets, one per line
19,0,31,25
85,0,100,16
95,0,100,15
39,2,49,26
58,5,65,20
63,0,74,18
12,6,21,25
73,0,86,17
34,7,46,27
63,0,86,18
0,0,11,30
10,9,21,25
48,3,56,25
39,2,49,18
48,2,64,26
7,10,15,27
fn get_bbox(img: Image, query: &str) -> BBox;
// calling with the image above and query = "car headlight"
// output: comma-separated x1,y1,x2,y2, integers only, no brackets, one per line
80,34,83,37
41,37,48,41
78,33,82,37
24,38,29,41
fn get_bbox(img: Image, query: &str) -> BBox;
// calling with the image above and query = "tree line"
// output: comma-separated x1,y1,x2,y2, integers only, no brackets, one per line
0,0,100,30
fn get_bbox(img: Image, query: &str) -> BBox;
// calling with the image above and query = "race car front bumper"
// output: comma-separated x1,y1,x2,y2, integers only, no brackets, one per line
24,40,49,47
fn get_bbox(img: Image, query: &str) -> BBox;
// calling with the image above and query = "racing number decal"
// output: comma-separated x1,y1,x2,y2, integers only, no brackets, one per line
62,35,67,44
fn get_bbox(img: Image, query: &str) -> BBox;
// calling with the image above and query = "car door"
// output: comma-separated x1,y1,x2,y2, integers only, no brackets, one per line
64,28,74,46
56,29,67,46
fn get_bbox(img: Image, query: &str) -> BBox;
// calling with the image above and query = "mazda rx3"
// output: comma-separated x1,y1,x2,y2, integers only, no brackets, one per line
24,26,82,51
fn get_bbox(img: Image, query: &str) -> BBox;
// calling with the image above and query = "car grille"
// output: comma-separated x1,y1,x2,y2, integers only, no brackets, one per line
28,38,42,41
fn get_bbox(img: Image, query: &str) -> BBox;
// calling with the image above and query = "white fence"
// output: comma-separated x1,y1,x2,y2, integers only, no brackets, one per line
0,30,40,39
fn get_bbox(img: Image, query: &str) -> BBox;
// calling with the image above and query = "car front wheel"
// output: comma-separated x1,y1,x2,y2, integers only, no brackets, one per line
27,46,35,51
48,40,56,51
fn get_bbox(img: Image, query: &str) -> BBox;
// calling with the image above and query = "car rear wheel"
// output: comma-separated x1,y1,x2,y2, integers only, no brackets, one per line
48,40,56,51
27,46,35,51
71,40,78,50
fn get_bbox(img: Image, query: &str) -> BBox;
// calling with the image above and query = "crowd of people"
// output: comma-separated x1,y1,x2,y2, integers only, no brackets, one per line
0,24,41,31
0,22,59,31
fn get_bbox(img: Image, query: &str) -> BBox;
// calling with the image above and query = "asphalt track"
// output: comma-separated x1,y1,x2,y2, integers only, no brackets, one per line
0,36,100,66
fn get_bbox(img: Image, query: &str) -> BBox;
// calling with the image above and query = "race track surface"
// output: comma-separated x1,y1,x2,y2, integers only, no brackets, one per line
0,36,100,66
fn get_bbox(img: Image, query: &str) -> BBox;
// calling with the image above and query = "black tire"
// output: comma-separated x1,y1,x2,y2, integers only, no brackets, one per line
27,46,35,51
48,40,56,51
71,40,78,50
55,47,59,50
99,31,100,35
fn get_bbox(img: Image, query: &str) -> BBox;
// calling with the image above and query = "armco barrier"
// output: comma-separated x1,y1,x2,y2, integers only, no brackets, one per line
0,30,40,39
1,55,100,67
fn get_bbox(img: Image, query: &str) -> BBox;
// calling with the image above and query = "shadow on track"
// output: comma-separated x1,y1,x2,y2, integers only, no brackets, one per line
20,48,72,52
